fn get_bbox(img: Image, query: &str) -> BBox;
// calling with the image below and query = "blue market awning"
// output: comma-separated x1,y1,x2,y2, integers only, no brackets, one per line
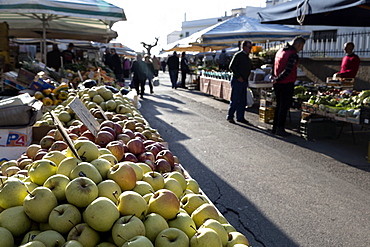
257,0,370,26
200,15,310,44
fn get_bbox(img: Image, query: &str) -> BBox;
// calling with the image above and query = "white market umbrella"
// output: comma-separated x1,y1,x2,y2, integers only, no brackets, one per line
0,0,126,62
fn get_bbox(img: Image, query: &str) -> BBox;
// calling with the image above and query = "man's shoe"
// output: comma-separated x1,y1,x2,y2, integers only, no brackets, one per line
275,129,291,137
227,119,235,124
237,119,250,124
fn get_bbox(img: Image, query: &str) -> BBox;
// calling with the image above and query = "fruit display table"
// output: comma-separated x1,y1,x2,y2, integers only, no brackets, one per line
199,76,231,101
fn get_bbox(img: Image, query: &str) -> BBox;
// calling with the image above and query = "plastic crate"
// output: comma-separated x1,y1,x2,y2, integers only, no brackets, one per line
300,119,336,140
259,107,275,123
17,68,36,85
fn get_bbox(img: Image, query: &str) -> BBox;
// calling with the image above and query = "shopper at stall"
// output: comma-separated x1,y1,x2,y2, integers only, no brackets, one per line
167,51,179,89
103,48,112,68
161,58,167,72
131,54,148,98
152,55,160,77
62,43,76,64
145,55,155,94
47,44,62,71
109,48,123,82
122,57,131,79
218,49,228,70
271,36,306,137
226,40,253,124
333,41,360,79
180,52,190,89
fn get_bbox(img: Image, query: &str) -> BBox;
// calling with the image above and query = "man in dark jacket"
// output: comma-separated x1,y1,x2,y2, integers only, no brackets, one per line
47,44,62,71
109,48,123,82
167,51,179,89
226,40,252,124
131,54,148,98
180,52,190,88
271,36,306,136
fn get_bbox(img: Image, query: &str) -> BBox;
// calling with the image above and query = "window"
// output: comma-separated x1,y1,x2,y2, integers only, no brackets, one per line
312,30,337,42
185,32,189,37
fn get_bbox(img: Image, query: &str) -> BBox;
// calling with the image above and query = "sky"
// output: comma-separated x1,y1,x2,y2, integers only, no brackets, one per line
106,0,266,55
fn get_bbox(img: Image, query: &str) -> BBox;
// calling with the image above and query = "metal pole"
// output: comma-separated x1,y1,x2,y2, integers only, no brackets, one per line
42,14,47,64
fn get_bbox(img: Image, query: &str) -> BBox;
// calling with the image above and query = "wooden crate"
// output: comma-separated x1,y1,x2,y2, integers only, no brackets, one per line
259,107,275,123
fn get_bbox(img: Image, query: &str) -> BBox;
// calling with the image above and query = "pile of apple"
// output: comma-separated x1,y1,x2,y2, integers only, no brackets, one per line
0,96,250,247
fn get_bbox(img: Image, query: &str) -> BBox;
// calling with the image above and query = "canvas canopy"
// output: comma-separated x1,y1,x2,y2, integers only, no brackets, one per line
0,0,126,61
257,0,370,26
200,15,311,44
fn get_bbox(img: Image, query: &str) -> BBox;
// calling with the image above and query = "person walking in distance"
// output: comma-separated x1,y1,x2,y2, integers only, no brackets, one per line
167,51,179,89
131,54,148,99
180,52,190,88
270,36,306,137
226,40,253,124
144,55,155,94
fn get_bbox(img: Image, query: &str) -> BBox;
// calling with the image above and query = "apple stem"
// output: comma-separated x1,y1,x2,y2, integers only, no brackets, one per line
73,224,80,234
128,214,135,221
113,190,119,204
149,189,155,195
117,234,129,241
190,225,198,233
78,171,87,177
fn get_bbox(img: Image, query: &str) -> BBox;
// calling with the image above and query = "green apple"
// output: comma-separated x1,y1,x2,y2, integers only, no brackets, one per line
39,222,52,231
1,160,18,173
19,241,46,247
70,162,102,184
132,181,154,196
95,242,116,247
143,193,153,203
148,189,180,220
142,171,164,191
98,148,112,156
112,215,145,247
218,214,229,224
65,177,98,208
0,226,14,247
181,194,209,215
226,231,250,247
0,178,28,209
166,171,187,191
33,229,66,246
199,219,228,246
0,206,32,237
107,163,137,191
48,204,82,234
190,228,222,247
97,179,122,203
92,94,104,104
143,213,169,242
42,150,67,166
180,189,194,198
57,157,81,177
223,223,236,233
106,99,117,111
90,158,113,179
154,228,189,247
24,181,39,193
66,140,99,162
60,240,83,247
164,177,183,198
99,154,118,166
191,203,219,228
43,174,70,201
167,212,197,239
67,223,100,247
88,88,98,98
122,235,154,247
23,187,58,223
20,230,41,245
125,162,144,181
186,178,200,194
28,160,57,185
136,162,153,174
231,244,249,247
83,197,120,232
117,191,148,219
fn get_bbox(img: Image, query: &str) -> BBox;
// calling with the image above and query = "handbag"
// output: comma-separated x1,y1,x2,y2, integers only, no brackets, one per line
153,77,160,86
246,88,254,107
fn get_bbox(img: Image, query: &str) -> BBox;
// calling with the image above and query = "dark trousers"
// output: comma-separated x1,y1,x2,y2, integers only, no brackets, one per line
272,82,294,132
227,77,247,121
134,78,146,97
169,70,178,88
181,70,187,88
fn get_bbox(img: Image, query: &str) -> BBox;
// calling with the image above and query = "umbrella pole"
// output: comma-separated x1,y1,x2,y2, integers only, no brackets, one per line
42,14,47,64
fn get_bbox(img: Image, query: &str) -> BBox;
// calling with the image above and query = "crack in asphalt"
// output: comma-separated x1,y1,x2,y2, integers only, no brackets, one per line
210,179,267,247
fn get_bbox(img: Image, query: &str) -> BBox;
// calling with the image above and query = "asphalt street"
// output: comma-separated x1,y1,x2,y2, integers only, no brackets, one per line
136,72,370,247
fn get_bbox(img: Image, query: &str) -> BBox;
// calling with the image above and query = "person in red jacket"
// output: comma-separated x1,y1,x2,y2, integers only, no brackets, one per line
334,42,360,79
271,36,306,137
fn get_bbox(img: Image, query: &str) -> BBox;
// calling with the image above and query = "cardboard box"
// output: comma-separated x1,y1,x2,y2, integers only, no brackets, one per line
0,126,32,147
0,147,27,162
32,125,55,144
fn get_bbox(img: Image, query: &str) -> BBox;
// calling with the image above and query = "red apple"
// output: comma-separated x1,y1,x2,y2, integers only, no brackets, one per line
49,140,68,151
81,130,95,142
68,125,82,136
34,151,48,160
106,140,126,162
156,150,175,167
134,132,146,141
77,136,90,141
143,140,156,147
100,126,117,139
68,133,79,140
113,123,123,135
80,124,88,133
122,153,138,163
137,152,156,163
40,136,55,149
172,164,185,175
126,138,145,154
100,120,115,129
47,129,57,137
95,131,115,147
121,129,135,139
155,159,172,173
146,144,160,158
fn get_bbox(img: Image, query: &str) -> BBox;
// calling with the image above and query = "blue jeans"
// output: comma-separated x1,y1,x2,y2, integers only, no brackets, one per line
169,70,179,88
227,77,247,121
